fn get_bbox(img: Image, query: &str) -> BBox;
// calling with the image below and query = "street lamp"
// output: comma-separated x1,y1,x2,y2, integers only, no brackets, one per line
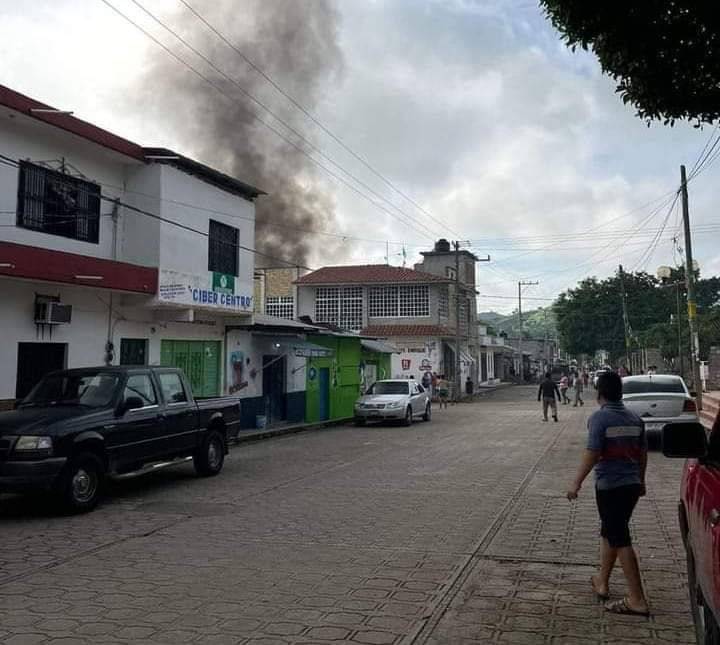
656,266,684,379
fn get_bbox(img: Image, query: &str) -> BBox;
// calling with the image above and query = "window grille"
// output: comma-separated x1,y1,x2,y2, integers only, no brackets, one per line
368,285,429,318
266,296,294,319
438,286,449,319
16,161,100,243
315,286,363,331
208,219,239,276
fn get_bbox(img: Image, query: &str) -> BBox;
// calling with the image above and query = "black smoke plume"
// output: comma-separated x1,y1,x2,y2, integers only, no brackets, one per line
135,0,343,267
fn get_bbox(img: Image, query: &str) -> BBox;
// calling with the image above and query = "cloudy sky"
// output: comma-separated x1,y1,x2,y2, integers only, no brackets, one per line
1,0,718,313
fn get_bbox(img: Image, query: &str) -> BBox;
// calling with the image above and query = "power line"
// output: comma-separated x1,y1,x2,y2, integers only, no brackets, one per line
0,154,313,270
176,0,463,240
102,0,445,242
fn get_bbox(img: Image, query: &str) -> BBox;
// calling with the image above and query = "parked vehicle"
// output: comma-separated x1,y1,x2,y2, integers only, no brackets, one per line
0,366,241,512
662,420,720,644
622,375,698,444
354,379,431,426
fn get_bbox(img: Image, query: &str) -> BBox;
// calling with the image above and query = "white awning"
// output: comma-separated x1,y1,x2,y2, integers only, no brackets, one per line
460,351,476,364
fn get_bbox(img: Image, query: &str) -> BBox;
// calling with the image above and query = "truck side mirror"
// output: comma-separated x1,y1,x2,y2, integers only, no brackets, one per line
662,422,708,458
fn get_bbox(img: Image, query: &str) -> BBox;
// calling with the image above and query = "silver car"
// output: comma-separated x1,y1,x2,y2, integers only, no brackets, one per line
622,375,698,440
354,379,431,426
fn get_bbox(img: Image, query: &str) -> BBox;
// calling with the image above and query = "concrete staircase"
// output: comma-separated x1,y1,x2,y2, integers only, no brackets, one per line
701,390,720,429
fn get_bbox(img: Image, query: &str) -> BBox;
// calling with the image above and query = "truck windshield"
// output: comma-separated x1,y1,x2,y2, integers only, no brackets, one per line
21,372,121,408
367,382,409,395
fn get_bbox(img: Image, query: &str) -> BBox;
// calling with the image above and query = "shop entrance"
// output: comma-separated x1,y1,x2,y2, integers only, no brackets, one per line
15,342,67,399
160,340,220,397
262,355,286,424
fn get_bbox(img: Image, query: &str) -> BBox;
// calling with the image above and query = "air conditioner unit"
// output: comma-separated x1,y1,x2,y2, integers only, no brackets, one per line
35,301,72,325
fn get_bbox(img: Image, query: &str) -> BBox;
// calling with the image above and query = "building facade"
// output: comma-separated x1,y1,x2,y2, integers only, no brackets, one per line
0,84,261,408
295,240,481,395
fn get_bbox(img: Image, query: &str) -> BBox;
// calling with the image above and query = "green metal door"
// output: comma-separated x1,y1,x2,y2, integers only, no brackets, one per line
160,340,220,397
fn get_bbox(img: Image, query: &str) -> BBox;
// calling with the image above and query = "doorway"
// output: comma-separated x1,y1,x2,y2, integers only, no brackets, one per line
262,355,287,424
120,338,148,365
318,367,330,421
15,342,67,399
160,340,221,397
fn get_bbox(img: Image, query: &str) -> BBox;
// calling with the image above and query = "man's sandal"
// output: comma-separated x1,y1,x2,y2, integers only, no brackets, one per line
604,597,650,617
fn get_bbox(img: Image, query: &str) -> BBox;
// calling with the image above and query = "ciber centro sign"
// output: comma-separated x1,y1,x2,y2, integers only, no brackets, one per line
158,269,253,311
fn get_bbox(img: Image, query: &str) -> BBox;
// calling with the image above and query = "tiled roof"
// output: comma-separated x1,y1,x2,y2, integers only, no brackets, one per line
295,265,449,285
361,324,455,338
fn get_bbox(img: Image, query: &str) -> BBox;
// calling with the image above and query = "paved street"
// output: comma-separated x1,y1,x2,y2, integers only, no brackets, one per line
0,386,694,644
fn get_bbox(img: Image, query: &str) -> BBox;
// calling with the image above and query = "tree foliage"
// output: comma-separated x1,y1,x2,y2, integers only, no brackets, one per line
553,268,720,362
540,2,720,125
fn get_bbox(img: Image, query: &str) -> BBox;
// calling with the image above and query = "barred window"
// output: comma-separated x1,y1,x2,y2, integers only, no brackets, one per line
438,286,449,319
368,285,429,318
400,285,429,317
368,286,398,317
208,219,239,276
266,296,294,319
16,161,100,243
315,286,363,331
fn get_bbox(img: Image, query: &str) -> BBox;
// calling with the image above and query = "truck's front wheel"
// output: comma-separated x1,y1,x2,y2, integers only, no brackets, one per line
194,430,225,477
57,452,104,513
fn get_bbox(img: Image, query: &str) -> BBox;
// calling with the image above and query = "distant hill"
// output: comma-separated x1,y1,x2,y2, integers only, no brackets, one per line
478,307,557,339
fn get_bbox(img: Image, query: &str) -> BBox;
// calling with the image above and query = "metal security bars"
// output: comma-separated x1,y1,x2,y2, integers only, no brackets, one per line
208,219,239,276
16,161,101,243
368,285,430,318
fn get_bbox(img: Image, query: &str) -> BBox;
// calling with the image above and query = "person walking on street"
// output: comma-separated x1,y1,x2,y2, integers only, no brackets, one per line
538,371,561,422
437,375,449,409
573,371,585,407
559,373,570,404
566,371,649,617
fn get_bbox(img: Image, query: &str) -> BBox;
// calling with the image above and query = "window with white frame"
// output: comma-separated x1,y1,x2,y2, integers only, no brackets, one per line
368,285,429,318
438,286,449,319
315,287,363,330
266,296,294,319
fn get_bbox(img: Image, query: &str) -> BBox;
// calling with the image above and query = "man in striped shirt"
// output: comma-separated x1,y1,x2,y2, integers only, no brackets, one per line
566,371,649,616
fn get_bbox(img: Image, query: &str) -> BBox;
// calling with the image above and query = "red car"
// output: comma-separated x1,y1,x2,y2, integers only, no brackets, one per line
663,414,720,644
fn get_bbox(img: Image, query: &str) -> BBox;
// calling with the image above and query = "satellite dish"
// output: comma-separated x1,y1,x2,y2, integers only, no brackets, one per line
656,266,672,280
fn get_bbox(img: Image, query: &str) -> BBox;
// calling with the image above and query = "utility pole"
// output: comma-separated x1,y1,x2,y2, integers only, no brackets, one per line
618,264,631,369
676,282,684,379
517,280,539,383
454,241,461,401
680,165,703,409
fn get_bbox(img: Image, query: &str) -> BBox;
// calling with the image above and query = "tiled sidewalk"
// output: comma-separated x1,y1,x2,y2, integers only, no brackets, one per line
420,409,695,644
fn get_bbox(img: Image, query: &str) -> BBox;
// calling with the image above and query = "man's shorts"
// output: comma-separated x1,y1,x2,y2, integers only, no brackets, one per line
595,483,642,548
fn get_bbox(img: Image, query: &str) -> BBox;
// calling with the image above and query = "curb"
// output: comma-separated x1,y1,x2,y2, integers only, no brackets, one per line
231,417,354,445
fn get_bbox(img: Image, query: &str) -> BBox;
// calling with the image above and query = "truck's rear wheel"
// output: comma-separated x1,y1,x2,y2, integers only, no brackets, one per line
57,452,104,513
194,430,225,477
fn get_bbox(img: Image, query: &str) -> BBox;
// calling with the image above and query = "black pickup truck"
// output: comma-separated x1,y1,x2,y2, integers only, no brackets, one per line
0,366,241,512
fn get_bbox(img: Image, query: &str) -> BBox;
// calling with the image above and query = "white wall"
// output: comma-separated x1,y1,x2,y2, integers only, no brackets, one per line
225,330,306,399
390,337,443,380
0,112,138,260
0,277,227,401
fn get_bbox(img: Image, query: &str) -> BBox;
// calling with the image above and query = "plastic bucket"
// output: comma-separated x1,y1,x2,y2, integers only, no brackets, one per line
255,415,267,429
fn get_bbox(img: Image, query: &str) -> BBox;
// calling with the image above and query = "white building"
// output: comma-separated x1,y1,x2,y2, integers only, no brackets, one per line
0,84,267,409
295,241,481,394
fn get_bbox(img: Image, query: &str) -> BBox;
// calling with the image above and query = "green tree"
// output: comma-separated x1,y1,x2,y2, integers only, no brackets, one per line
540,2,720,124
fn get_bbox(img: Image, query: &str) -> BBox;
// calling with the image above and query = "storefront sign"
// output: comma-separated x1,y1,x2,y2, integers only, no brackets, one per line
158,269,252,312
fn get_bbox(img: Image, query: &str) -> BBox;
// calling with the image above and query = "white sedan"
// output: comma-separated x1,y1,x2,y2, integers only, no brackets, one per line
622,375,698,443
354,379,431,426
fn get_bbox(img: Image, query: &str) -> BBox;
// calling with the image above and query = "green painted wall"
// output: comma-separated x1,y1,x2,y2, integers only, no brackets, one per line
305,336,362,423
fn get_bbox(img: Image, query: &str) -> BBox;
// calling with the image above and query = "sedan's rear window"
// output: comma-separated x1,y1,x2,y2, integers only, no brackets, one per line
623,380,685,394
367,382,409,395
